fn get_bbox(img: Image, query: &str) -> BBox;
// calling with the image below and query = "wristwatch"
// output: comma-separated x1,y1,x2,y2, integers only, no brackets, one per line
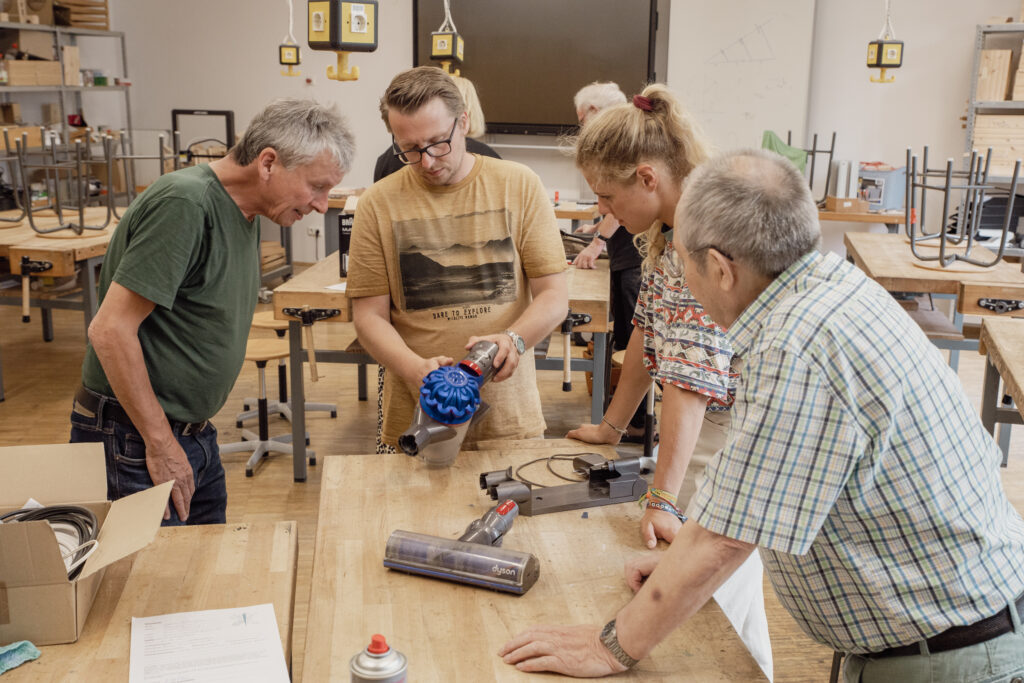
504,329,526,355
593,232,608,243
599,619,639,669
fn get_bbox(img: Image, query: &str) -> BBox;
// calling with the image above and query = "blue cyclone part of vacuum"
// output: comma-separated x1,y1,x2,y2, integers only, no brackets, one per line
419,365,483,425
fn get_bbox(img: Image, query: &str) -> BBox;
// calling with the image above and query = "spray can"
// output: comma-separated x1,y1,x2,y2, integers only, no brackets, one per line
350,634,408,682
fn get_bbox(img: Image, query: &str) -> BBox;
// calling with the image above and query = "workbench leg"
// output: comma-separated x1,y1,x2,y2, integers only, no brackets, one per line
41,306,54,342
981,356,1007,464
289,320,309,482
0,344,5,402
358,363,367,401
82,256,101,337
591,332,607,424
948,310,963,372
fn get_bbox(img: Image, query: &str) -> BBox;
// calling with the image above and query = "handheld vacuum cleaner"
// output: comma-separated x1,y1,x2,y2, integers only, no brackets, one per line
398,340,499,467
383,499,539,595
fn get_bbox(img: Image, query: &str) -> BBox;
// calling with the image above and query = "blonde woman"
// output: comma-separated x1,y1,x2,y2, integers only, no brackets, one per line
567,84,737,549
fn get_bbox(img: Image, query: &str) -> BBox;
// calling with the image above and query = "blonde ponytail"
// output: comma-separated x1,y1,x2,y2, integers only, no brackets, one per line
572,83,712,272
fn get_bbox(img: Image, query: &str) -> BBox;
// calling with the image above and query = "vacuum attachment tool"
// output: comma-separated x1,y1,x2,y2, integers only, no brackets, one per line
398,340,499,466
383,500,539,594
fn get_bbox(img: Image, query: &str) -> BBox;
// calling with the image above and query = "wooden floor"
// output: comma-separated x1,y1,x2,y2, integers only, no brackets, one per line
1,296,1023,682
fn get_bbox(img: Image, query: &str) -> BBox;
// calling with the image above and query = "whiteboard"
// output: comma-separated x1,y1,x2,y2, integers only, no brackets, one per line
666,0,817,152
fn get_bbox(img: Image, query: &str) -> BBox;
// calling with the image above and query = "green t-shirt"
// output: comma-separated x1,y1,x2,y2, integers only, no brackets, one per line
82,164,260,422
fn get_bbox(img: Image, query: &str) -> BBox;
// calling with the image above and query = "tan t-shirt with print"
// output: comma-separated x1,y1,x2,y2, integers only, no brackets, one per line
347,155,568,447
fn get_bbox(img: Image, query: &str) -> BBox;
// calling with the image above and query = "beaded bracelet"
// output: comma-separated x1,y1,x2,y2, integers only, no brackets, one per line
602,416,627,436
646,486,678,506
638,489,687,523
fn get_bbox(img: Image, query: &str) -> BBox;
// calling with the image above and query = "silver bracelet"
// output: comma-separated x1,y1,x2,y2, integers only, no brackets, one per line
602,417,627,436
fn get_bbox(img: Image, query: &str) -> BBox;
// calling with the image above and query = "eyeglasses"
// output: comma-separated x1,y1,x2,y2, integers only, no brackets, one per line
392,118,459,165
688,244,734,261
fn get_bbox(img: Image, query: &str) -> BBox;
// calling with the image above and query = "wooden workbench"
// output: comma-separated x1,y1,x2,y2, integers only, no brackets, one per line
979,317,1024,465
5,521,298,682
303,445,766,682
274,252,611,481
818,209,904,231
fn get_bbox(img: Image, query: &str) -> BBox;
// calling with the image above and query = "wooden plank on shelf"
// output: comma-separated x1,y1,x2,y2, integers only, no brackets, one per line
61,0,109,30
978,49,1013,101
1013,41,1024,100
973,114,1024,176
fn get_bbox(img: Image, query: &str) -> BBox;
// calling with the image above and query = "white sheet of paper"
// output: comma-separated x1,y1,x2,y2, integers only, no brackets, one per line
325,282,347,292
129,603,289,683
713,551,773,681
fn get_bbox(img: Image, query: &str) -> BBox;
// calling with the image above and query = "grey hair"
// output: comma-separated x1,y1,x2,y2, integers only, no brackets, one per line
573,81,626,112
679,149,821,278
230,98,355,172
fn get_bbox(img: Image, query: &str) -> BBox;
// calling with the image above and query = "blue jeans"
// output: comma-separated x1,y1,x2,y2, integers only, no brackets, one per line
69,390,227,526
844,601,1024,683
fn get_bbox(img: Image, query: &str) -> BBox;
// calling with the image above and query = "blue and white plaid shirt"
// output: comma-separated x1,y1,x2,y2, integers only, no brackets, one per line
691,250,1024,653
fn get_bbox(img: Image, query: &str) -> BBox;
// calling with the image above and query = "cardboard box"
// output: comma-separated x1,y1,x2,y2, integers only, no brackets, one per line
0,102,21,125
825,195,870,213
0,442,171,645
3,59,63,86
0,30,55,60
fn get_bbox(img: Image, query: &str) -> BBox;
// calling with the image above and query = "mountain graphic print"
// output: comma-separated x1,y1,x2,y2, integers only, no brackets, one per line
393,208,516,311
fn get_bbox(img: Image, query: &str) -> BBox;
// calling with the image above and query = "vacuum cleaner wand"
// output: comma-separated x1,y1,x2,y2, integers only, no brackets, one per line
383,500,539,595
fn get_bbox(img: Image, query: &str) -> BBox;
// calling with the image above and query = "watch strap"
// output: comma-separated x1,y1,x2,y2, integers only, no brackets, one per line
599,619,639,669
594,232,608,243
504,329,525,355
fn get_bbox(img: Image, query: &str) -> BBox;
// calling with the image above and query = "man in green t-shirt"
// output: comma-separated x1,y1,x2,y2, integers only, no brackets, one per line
71,99,354,525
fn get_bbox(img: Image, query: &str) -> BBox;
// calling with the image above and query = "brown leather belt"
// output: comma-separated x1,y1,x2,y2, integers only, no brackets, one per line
74,385,208,436
870,591,1024,658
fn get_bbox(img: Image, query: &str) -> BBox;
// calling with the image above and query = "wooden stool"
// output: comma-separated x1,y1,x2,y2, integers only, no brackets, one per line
220,339,315,477
236,310,338,428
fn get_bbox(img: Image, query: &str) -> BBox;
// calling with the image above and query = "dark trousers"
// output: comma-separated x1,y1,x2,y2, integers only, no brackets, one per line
611,266,646,429
70,388,227,526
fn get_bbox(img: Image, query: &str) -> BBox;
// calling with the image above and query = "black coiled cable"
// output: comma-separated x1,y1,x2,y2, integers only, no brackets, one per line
0,505,99,579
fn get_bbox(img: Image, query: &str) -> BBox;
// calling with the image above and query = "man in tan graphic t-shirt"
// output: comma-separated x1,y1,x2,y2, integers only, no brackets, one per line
348,67,569,449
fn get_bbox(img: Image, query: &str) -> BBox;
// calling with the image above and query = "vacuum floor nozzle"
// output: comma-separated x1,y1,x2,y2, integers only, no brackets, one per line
383,530,539,595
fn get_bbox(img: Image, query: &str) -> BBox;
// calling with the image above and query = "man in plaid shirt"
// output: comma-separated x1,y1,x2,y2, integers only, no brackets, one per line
501,149,1024,681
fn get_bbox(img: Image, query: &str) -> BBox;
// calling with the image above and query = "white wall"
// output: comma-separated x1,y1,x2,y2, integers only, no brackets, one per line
109,0,415,262
806,0,1021,253
105,0,1024,260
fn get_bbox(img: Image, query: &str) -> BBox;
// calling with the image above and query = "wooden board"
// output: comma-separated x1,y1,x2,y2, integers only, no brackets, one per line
844,231,1024,294
959,282,1024,317
303,447,767,682
818,209,905,226
972,114,1024,177
1012,41,1024,100
980,317,1024,415
977,49,1013,101
4,521,298,682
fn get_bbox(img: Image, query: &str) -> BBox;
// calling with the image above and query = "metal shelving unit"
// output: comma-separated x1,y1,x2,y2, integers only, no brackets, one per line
0,20,133,151
962,24,1024,257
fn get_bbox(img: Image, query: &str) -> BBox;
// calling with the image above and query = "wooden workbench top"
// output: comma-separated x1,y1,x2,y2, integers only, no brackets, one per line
274,253,610,333
6,521,298,682
0,207,119,276
303,445,765,682
844,231,1024,294
818,209,905,225
980,317,1024,411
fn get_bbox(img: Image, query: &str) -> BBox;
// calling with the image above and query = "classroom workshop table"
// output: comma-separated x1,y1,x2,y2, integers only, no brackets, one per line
302,443,766,682
4,521,298,682
979,317,1024,465
818,209,905,232
273,251,611,482
843,232,1024,362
